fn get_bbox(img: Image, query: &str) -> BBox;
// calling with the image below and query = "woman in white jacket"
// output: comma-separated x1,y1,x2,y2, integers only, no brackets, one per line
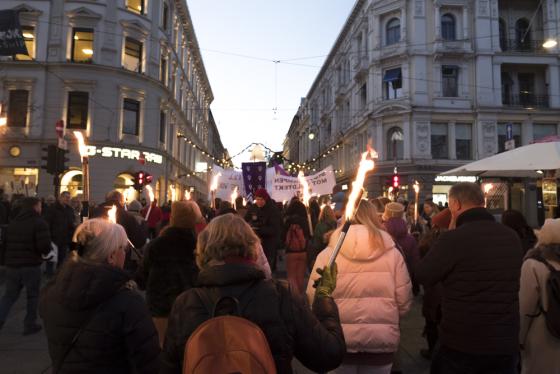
519,218,560,374
307,200,412,374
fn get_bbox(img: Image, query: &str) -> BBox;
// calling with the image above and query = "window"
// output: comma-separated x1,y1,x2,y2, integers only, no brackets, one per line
7,90,29,127
515,19,530,50
442,65,459,97
159,110,166,143
15,26,35,60
386,18,400,46
383,68,402,100
359,83,367,109
162,2,169,30
387,127,404,160
431,123,448,159
123,37,142,73
67,92,89,129
126,0,144,15
455,123,472,160
71,28,94,63
518,73,535,107
533,123,557,141
123,98,140,135
498,123,521,152
499,18,507,51
160,56,167,84
441,13,456,41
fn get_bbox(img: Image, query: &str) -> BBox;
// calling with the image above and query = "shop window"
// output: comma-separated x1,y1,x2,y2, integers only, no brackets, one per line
123,98,140,135
455,123,472,160
123,37,142,73
442,65,459,97
67,91,89,129
383,68,402,100
15,26,35,60
159,110,166,143
387,127,404,160
533,123,557,141
386,18,400,46
497,123,521,152
441,13,456,41
431,123,448,159
8,90,29,127
71,28,94,63
126,0,145,15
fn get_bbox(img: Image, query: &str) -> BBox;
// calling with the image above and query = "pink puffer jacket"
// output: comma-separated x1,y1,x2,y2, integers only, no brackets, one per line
306,224,412,353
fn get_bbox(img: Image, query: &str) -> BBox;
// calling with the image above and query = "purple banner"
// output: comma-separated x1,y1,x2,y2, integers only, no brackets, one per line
0,10,28,56
242,162,267,196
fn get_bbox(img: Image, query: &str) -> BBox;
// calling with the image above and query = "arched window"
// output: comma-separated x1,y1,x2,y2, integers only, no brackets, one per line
515,19,530,50
499,18,507,50
441,13,456,41
386,18,401,46
387,127,404,160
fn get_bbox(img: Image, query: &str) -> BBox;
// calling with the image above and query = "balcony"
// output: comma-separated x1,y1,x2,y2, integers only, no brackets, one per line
503,94,549,109
500,39,546,53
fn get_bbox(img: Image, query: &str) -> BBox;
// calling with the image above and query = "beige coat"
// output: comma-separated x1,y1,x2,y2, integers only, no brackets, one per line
306,225,412,353
519,247,560,374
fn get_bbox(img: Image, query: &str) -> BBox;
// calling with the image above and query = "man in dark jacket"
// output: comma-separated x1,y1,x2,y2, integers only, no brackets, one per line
0,197,51,334
245,188,283,270
43,191,75,274
416,182,523,373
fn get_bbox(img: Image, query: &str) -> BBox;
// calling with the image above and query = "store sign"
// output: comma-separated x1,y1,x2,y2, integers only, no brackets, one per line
435,175,477,183
85,146,163,164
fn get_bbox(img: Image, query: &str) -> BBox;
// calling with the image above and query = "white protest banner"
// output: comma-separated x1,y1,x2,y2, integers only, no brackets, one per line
270,166,336,202
210,166,245,201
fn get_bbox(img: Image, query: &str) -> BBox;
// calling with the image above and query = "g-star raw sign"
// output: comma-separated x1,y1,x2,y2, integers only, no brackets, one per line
270,166,336,202
85,146,163,164
0,10,28,56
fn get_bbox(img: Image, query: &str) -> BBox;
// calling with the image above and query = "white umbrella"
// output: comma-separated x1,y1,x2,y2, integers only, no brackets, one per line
441,141,560,178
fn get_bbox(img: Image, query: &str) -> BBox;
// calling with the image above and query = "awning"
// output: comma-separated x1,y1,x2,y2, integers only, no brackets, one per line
383,68,401,82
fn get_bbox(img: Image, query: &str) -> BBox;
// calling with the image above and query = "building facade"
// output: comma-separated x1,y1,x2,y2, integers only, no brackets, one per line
0,0,223,204
285,0,560,214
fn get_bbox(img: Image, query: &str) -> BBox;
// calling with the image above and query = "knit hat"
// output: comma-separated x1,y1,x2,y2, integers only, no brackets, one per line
536,218,560,246
170,201,200,229
432,208,452,230
128,200,142,212
254,188,270,201
382,202,404,222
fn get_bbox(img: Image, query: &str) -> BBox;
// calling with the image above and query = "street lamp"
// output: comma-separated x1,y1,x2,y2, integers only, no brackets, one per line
308,132,315,140
543,38,558,49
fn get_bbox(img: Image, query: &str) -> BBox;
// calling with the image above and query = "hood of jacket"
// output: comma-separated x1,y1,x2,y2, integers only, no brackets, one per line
50,259,131,311
332,224,395,262
14,208,39,222
197,263,265,288
384,217,408,239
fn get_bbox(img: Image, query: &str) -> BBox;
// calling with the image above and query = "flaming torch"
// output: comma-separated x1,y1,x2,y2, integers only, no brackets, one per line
413,181,420,223
210,172,221,209
298,171,314,234
74,131,90,217
484,183,494,208
184,189,191,201
144,185,155,221
328,146,378,267
230,186,238,210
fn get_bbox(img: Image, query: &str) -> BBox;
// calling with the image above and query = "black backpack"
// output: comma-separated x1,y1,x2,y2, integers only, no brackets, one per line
530,254,560,339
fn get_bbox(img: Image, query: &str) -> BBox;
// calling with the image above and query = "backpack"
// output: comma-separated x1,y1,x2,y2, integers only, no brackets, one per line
285,224,306,252
530,254,560,339
184,287,277,374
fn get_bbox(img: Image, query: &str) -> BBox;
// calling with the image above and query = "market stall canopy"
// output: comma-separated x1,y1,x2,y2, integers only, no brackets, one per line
440,141,560,178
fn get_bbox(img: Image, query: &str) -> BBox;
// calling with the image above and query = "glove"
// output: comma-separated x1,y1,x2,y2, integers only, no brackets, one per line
313,263,338,299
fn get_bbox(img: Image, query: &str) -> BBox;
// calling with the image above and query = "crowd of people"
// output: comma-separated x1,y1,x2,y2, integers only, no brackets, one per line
0,182,558,374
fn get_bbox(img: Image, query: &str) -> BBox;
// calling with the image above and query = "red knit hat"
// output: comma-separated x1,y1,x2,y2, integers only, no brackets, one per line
432,208,452,229
254,188,270,201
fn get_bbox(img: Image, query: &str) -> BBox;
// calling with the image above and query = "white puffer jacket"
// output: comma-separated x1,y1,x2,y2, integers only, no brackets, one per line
306,224,412,353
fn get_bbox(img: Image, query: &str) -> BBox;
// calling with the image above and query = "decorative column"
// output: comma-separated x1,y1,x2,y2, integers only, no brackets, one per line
462,6,469,40
435,5,441,39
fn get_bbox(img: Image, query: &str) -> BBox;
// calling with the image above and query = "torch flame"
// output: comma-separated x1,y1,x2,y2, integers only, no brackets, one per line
242,197,247,207
123,186,135,204
184,189,191,201
210,173,222,192
145,185,154,203
108,205,117,224
413,181,420,194
484,183,494,195
345,146,378,220
73,131,88,160
230,186,238,204
298,171,311,207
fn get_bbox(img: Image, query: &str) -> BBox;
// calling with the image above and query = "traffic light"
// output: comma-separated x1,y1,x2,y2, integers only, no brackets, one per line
55,148,69,174
133,171,145,192
392,174,400,189
41,145,58,175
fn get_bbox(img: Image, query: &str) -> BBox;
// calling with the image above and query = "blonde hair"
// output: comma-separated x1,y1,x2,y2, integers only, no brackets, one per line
318,204,336,224
74,218,128,263
196,213,260,269
352,200,385,250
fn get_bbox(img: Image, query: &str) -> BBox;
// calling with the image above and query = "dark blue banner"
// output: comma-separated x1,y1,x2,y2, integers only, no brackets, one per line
0,10,28,56
242,162,267,196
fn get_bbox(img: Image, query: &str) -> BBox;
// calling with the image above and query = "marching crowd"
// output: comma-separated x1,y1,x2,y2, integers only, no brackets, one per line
0,182,559,374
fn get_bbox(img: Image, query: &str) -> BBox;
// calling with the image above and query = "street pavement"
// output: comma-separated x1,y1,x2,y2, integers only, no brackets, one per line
0,268,430,374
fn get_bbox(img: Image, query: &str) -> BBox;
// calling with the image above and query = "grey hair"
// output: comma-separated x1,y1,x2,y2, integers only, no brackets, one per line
74,218,128,263
449,182,484,206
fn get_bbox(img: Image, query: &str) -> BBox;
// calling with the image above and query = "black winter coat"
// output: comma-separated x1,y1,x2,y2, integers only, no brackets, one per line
4,209,51,267
91,202,148,249
245,200,283,253
416,207,523,355
160,263,345,374
137,226,198,317
39,259,160,374
43,201,76,247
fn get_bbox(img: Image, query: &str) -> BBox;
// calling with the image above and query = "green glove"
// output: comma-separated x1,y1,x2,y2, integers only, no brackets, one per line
314,263,338,299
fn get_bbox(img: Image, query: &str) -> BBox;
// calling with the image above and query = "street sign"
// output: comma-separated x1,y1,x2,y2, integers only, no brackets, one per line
506,123,513,141
505,139,515,151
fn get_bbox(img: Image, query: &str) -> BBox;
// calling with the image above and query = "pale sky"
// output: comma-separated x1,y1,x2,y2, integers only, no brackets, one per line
187,0,355,165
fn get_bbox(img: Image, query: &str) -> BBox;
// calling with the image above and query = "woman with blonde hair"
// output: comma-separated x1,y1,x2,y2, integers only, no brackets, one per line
307,200,412,374
160,213,346,373
39,218,160,373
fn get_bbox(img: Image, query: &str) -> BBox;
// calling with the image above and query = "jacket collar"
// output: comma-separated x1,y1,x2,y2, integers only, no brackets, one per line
456,207,495,228
197,263,265,288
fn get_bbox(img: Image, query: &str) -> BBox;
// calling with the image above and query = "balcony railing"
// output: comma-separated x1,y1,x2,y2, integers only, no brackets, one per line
503,94,549,108
500,39,546,53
